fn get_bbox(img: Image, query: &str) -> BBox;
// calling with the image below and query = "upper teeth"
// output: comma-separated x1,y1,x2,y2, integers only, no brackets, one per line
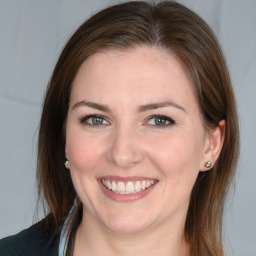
102,179,155,194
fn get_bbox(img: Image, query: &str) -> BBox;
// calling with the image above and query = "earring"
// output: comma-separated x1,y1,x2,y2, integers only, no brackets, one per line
204,161,211,168
64,156,69,167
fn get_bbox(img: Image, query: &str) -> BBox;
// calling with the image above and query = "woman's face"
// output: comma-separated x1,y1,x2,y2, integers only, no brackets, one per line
65,46,214,234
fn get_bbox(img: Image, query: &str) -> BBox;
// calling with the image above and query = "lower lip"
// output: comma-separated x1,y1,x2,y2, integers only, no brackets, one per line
98,180,158,202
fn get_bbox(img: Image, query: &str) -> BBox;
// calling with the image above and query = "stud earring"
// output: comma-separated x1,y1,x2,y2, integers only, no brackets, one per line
204,161,211,168
64,156,69,167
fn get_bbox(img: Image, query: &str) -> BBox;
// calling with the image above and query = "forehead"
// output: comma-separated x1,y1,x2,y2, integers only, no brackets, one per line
70,46,199,113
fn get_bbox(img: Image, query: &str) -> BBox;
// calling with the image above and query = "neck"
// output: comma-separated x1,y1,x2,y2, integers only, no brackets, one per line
72,210,190,256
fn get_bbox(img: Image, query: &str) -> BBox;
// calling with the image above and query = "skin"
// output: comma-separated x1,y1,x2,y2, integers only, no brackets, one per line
65,46,225,256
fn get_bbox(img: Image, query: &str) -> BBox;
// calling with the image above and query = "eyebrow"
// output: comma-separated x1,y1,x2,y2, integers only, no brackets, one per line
72,101,112,113
138,101,187,113
72,100,186,113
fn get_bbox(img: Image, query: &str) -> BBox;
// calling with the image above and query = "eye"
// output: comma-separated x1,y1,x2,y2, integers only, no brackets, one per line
80,114,109,127
147,115,175,128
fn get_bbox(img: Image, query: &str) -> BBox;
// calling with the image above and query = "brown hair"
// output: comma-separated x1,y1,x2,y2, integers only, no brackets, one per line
37,1,239,255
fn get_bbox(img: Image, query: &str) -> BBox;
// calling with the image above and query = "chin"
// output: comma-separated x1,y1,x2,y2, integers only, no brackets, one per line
98,209,157,234
105,220,153,234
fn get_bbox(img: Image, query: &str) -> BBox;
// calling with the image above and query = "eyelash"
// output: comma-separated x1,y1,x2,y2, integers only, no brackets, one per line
79,114,108,127
146,114,175,128
79,114,175,128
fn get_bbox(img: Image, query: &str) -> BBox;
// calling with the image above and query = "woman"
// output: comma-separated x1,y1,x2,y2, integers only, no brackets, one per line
0,1,239,255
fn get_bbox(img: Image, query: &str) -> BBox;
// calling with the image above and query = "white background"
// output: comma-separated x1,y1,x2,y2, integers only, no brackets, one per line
0,0,255,255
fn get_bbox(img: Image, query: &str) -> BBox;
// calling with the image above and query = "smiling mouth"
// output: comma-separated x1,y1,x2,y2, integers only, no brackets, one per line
101,179,156,194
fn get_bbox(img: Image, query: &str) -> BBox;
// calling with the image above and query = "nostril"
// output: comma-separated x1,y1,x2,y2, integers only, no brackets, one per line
106,127,145,168
107,144,145,167
110,154,141,168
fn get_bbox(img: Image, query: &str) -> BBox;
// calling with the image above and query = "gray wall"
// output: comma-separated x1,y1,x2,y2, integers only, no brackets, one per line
0,0,255,255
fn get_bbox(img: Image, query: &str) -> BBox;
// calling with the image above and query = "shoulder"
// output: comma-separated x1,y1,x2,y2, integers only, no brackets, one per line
0,219,59,256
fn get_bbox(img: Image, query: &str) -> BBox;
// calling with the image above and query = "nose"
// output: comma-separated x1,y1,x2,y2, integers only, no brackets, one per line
106,125,144,169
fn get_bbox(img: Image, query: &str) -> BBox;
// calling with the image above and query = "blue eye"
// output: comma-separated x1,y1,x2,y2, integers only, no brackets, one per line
80,114,108,126
147,115,174,127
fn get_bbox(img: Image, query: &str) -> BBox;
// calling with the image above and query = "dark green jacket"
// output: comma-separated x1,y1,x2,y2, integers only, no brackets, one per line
0,220,59,256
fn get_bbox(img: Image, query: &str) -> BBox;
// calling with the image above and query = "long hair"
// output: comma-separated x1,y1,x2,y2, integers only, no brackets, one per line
37,1,239,255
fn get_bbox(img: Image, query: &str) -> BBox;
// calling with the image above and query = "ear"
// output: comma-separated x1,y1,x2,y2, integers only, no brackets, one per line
65,147,70,169
200,120,225,172
64,156,70,169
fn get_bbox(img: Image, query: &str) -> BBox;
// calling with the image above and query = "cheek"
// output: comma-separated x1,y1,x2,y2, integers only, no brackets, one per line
66,130,105,175
66,133,106,204
148,132,204,183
